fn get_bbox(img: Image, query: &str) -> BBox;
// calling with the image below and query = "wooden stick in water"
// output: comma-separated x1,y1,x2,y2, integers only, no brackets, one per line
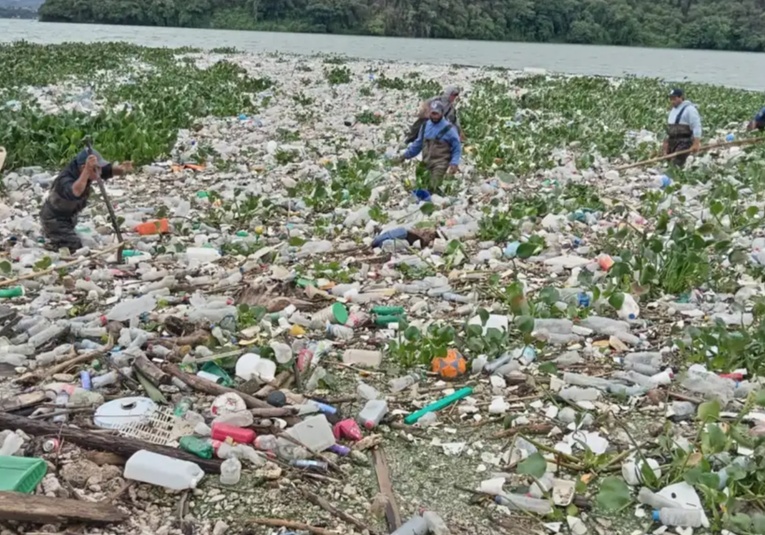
614,137,764,171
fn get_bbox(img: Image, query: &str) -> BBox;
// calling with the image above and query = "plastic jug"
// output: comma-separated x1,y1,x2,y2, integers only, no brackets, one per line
618,294,640,321
219,457,241,485
124,450,205,490
358,399,388,429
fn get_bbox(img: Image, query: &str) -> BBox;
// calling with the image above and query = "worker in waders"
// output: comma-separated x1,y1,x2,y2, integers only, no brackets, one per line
747,107,765,131
404,85,464,144
398,100,462,193
39,148,133,252
663,88,702,167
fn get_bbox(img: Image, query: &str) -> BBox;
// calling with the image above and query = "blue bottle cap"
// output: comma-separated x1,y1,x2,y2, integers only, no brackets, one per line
652,510,660,521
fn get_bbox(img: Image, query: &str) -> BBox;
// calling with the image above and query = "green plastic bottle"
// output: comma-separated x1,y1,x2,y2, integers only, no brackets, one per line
179,436,213,459
372,306,405,316
374,315,405,326
0,287,24,299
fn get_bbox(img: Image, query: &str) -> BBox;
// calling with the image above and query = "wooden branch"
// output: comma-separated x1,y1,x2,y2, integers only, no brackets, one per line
163,363,270,410
0,412,222,473
491,423,554,440
614,137,765,171
254,370,291,398
16,341,114,385
0,243,123,288
134,355,170,386
249,517,338,535
299,488,379,535
371,447,401,531
0,492,125,524
0,391,46,412
250,407,297,418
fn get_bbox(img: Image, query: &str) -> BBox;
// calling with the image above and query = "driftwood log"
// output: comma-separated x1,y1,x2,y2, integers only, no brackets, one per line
0,492,126,524
0,412,222,473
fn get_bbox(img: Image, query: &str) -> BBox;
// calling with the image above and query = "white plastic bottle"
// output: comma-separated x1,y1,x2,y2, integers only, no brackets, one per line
389,373,420,393
106,294,157,322
391,515,429,535
495,493,553,515
617,294,640,321
357,381,380,401
124,450,205,490
652,508,704,528
358,399,388,429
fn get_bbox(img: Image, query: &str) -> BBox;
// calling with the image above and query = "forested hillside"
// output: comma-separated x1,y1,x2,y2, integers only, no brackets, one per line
38,0,765,52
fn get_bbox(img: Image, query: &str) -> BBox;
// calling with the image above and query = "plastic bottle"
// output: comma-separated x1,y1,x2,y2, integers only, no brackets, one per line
29,323,67,348
185,247,221,264
390,515,429,535
357,381,380,400
652,508,704,528
254,434,278,451
179,436,213,459
617,294,640,321
174,397,194,417
219,456,241,485
211,423,255,444
106,294,157,322
92,371,119,389
36,344,73,366
0,287,24,299
653,175,672,189
495,494,553,514
372,228,408,248
390,372,420,393
0,431,24,456
80,370,92,390
290,459,328,471
327,324,354,340
358,399,388,429
52,391,69,423
637,487,683,509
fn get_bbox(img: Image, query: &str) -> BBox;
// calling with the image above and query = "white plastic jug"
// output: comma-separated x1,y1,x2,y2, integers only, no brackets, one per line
124,450,205,490
617,294,640,321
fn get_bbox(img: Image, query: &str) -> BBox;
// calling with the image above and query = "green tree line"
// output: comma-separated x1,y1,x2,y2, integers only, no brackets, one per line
38,0,765,52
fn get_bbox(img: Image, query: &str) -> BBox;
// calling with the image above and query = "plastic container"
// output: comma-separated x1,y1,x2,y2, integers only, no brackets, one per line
284,414,336,453
0,432,24,456
0,456,47,493
219,457,241,485
0,287,24,299
327,324,354,340
106,294,157,322
617,294,640,321
495,493,553,514
211,423,255,444
652,508,704,527
372,306,405,316
357,381,380,400
185,247,222,264
124,450,205,490
358,399,388,429
312,303,349,325
92,371,119,389
179,436,213,459
134,218,170,235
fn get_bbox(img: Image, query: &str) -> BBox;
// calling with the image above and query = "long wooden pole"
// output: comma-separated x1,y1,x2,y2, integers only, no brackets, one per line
614,137,764,171
85,138,124,264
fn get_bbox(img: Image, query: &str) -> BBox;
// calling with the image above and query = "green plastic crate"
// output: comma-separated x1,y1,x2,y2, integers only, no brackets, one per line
0,455,47,493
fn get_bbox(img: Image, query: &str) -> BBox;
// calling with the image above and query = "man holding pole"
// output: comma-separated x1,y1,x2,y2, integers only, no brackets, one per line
39,148,132,252
663,88,702,167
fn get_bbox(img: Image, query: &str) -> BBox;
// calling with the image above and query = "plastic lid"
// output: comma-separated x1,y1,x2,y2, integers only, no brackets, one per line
652,510,660,521
94,397,157,429
331,303,349,325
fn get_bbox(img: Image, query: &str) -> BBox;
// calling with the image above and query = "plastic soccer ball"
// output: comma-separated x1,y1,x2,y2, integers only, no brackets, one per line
431,349,467,380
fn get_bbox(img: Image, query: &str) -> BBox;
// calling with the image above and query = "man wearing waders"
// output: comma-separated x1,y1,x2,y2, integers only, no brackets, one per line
404,85,464,144
400,100,462,192
39,148,133,252
663,88,702,167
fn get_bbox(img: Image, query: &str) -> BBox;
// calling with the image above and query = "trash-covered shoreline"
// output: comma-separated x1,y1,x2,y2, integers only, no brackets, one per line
2,43,765,535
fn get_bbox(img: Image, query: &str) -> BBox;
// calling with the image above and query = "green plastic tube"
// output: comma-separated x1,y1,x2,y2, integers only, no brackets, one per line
403,386,474,425
372,306,405,316
373,315,405,325
0,287,23,298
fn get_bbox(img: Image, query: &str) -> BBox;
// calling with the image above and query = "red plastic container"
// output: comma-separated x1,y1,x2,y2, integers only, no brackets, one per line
211,423,255,444
333,419,363,442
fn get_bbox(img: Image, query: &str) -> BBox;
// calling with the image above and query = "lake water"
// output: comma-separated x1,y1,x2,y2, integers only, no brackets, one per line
1,19,765,89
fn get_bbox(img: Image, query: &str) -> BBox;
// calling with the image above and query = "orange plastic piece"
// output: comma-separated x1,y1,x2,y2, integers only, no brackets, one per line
431,348,467,380
134,218,170,236
598,254,615,271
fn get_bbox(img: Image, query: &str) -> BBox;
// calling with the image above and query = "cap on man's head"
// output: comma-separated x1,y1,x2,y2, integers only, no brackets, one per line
430,100,446,114
669,88,685,98
74,148,108,168
444,85,461,97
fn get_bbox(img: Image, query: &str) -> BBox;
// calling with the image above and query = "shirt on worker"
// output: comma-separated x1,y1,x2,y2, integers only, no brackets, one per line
753,107,765,129
667,101,702,139
404,118,462,166
46,150,114,217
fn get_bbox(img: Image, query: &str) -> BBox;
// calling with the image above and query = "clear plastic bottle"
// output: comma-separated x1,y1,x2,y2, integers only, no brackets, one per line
390,515,429,535
106,294,157,322
390,373,420,393
357,381,380,400
53,391,69,423
254,434,278,451
358,399,388,429
652,508,704,528
495,493,553,515
617,294,640,320
220,457,241,485
92,371,119,389
29,323,68,348
36,344,73,366
637,487,682,509
0,431,24,456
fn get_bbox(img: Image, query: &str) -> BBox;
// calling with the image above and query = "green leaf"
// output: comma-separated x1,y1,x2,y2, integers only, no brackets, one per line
517,452,547,479
404,326,421,341
755,390,765,407
0,261,11,275
608,292,625,310
420,202,435,216
516,242,537,259
697,399,720,422
710,200,724,217
698,472,721,490
703,423,727,454
729,513,752,532
516,315,535,334
477,308,490,326
609,262,632,278
288,236,306,247
538,362,558,375
596,477,631,511
538,287,560,305
34,256,52,271
135,370,168,404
